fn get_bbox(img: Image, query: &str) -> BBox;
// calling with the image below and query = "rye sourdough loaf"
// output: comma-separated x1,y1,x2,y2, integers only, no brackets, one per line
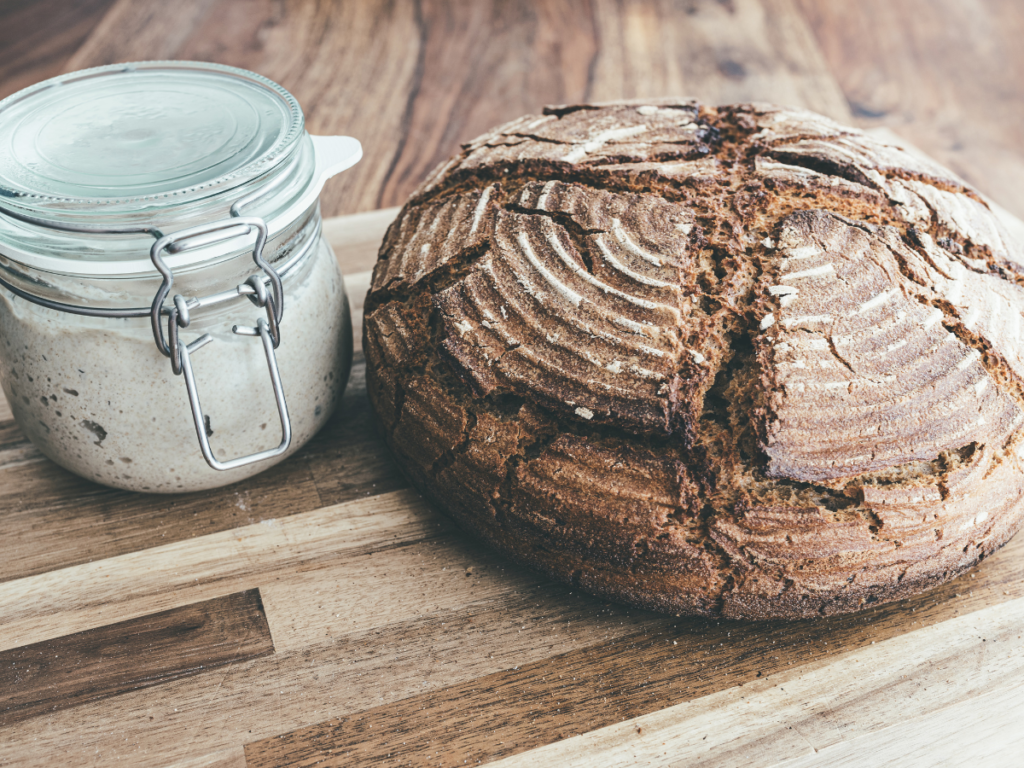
364,99,1024,620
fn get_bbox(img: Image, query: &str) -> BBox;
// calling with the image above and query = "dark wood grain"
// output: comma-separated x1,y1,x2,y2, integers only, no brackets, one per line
374,0,600,209
0,1,1022,218
0,362,404,584
0,588,273,727
28,0,853,220
0,0,117,100
244,533,1024,768
0,418,26,452
59,0,421,220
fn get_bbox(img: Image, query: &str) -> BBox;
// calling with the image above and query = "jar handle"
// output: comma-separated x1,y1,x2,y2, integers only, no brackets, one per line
310,135,363,196
153,217,292,472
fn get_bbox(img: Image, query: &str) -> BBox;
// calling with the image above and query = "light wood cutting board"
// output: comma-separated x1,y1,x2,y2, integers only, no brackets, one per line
1,205,1023,768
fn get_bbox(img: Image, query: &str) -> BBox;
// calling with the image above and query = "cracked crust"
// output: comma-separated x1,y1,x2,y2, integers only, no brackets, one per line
363,99,1024,620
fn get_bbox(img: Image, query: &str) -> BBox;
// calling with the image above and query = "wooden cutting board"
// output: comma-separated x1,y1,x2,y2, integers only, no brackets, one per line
1,204,1023,768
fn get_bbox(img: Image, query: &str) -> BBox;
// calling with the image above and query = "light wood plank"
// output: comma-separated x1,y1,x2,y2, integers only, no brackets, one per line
242,555,1024,768
776,683,1024,768
323,208,397,275
0,545,657,767
0,489,432,652
2,467,1020,766
489,595,1024,768
0,433,324,584
257,538,548,654
163,747,247,768
1,532,1016,768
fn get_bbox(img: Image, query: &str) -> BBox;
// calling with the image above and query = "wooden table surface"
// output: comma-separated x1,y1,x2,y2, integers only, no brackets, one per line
2,2,1024,766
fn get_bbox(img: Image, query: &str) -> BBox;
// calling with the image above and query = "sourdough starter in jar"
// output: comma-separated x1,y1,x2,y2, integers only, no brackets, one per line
0,62,362,492
0,238,351,492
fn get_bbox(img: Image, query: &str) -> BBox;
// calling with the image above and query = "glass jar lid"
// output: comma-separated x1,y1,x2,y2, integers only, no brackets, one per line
0,61,364,278
0,60,303,212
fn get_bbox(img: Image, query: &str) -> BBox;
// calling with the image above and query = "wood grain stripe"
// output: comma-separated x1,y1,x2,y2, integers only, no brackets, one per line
0,501,1020,766
164,746,248,768
0,534,664,766
491,596,1024,768
0,589,273,727
0,441,324,584
0,0,117,100
776,683,1024,768
0,419,33,473
242,533,1024,768
0,490,434,652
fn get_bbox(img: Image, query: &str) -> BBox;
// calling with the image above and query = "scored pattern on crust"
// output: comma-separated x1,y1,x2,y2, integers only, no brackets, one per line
363,100,1024,620
760,210,1022,482
435,184,696,434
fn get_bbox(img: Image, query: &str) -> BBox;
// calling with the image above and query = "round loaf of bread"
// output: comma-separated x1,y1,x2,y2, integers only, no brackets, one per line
364,99,1024,620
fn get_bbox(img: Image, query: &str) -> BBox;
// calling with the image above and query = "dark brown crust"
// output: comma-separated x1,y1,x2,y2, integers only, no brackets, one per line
363,100,1024,620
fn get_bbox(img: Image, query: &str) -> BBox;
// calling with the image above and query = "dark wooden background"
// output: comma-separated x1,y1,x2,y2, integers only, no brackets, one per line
1,0,1022,219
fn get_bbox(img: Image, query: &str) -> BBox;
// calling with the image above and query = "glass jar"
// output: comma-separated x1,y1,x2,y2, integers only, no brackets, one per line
0,61,362,493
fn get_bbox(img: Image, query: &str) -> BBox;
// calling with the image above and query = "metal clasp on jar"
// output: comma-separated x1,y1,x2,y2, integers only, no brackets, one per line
149,216,292,471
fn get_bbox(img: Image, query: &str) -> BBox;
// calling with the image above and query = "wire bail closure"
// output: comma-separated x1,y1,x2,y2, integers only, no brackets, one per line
0,197,296,472
0,133,362,476
149,213,292,471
